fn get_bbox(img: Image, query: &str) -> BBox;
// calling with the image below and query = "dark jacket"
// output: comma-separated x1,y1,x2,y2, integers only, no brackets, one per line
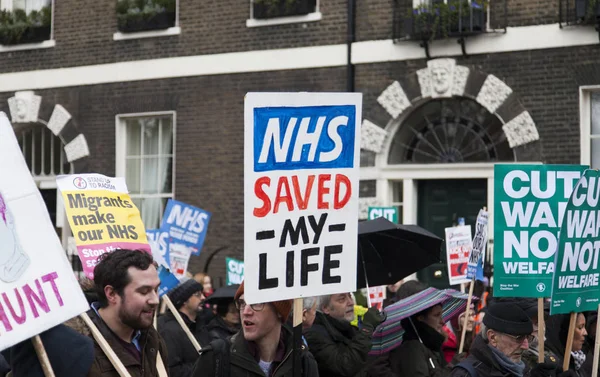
304,311,373,377
450,335,530,377
191,325,319,377
545,314,590,377
202,316,239,344
86,308,169,377
389,319,448,377
157,311,202,377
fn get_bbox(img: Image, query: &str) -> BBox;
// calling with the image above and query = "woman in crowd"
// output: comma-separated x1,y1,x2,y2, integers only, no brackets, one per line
546,312,590,377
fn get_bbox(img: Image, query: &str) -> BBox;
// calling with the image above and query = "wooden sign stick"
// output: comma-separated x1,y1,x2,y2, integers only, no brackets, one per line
538,298,545,363
80,313,132,377
163,295,202,352
292,298,303,377
458,277,475,354
563,312,577,372
592,304,600,377
32,335,56,377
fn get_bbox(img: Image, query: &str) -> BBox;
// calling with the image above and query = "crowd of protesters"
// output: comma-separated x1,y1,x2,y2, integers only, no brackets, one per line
1,249,599,377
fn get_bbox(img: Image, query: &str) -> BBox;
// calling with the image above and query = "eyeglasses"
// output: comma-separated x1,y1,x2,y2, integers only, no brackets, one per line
235,299,265,312
192,292,203,297
501,333,535,344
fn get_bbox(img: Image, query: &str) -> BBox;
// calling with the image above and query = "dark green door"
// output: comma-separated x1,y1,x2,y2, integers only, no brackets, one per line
417,179,487,289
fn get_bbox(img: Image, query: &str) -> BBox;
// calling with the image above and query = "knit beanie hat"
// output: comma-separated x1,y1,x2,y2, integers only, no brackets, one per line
235,281,293,322
483,302,533,336
168,278,203,308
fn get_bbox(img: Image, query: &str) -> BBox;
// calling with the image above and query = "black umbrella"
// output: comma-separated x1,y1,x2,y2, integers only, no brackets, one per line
205,284,240,305
357,217,443,289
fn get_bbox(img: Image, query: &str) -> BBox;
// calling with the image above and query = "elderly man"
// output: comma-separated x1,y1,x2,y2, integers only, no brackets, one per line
451,302,555,377
305,293,384,377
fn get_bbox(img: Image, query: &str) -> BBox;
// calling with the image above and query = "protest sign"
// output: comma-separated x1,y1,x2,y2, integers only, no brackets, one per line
0,113,88,351
368,286,386,310
494,164,587,297
226,257,244,285
161,199,211,256
551,169,600,314
157,265,180,297
367,207,398,223
467,209,489,280
57,173,150,279
169,243,192,279
445,225,472,285
147,229,170,268
244,92,362,304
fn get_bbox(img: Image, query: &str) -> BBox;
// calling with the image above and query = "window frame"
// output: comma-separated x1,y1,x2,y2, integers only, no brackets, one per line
115,111,177,228
246,0,322,28
0,0,55,50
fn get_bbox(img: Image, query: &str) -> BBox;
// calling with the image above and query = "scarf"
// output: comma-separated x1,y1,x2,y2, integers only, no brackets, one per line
489,345,526,377
572,350,586,371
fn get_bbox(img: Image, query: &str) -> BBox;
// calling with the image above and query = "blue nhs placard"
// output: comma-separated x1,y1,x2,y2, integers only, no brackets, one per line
253,105,356,172
160,199,212,256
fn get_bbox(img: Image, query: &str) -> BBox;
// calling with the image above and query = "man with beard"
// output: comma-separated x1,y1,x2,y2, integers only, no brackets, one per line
305,293,385,377
87,249,168,377
158,278,205,377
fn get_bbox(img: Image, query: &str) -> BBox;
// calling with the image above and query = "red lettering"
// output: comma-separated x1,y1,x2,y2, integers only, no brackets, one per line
318,174,332,209
2,288,25,326
274,176,294,213
292,175,315,210
0,301,12,332
42,272,64,307
253,177,271,218
334,174,351,209
23,280,50,318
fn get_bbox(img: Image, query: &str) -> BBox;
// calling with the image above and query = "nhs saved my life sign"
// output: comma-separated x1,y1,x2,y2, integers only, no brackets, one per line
494,164,587,297
244,93,361,304
551,169,600,314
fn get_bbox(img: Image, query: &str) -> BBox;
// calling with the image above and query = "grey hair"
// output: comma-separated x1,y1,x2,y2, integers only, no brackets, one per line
317,295,333,312
479,323,489,341
303,296,317,311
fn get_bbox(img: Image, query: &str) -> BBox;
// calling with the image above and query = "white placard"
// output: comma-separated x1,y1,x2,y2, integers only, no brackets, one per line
244,93,362,304
445,225,473,286
0,112,88,351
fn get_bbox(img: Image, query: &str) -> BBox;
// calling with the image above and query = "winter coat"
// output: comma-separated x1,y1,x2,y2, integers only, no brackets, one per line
390,319,448,377
449,335,531,377
157,311,203,377
1,324,94,377
84,308,169,377
545,314,590,377
304,311,373,377
203,316,239,344
191,325,319,377
0,355,8,377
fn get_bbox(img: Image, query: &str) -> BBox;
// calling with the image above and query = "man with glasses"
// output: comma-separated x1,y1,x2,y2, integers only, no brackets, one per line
191,280,319,377
304,293,385,377
451,301,552,377
158,277,205,377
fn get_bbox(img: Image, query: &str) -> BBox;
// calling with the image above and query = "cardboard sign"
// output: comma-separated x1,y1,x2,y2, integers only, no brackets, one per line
169,243,192,279
57,174,150,279
161,199,211,256
0,114,88,351
244,92,362,304
367,206,398,223
226,257,244,285
467,209,489,280
146,229,170,268
368,286,386,310
551,169,600,314
493,164,587,297
445,225,472,285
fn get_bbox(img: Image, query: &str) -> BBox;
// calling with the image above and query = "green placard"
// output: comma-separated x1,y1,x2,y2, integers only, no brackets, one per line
551,169,600,314
368,206,399,223
226,257,244,286
493,164,587,297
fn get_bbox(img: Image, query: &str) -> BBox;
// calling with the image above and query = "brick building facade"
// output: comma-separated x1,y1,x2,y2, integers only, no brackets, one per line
2,0,600,287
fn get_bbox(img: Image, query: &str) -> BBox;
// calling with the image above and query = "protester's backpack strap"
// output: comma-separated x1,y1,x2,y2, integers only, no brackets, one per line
208,338,231,377
455,361,479,377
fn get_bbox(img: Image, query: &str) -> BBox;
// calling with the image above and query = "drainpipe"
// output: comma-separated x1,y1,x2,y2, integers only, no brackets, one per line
347,0,356,92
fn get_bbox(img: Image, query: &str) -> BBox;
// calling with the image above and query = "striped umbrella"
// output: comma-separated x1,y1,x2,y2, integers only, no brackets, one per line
369,287,476,355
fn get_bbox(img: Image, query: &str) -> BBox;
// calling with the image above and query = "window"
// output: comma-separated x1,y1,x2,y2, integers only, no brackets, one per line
590,92,600,168
359,180,376,198
16,124,73,182
115,0,179,36
391,181,404,224
247,0,321,27
0,0,53,45
117,113,175,229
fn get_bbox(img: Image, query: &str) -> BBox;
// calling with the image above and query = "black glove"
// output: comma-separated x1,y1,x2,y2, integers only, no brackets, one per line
557,370,578,377
530,362,558,377
361,307,386,332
